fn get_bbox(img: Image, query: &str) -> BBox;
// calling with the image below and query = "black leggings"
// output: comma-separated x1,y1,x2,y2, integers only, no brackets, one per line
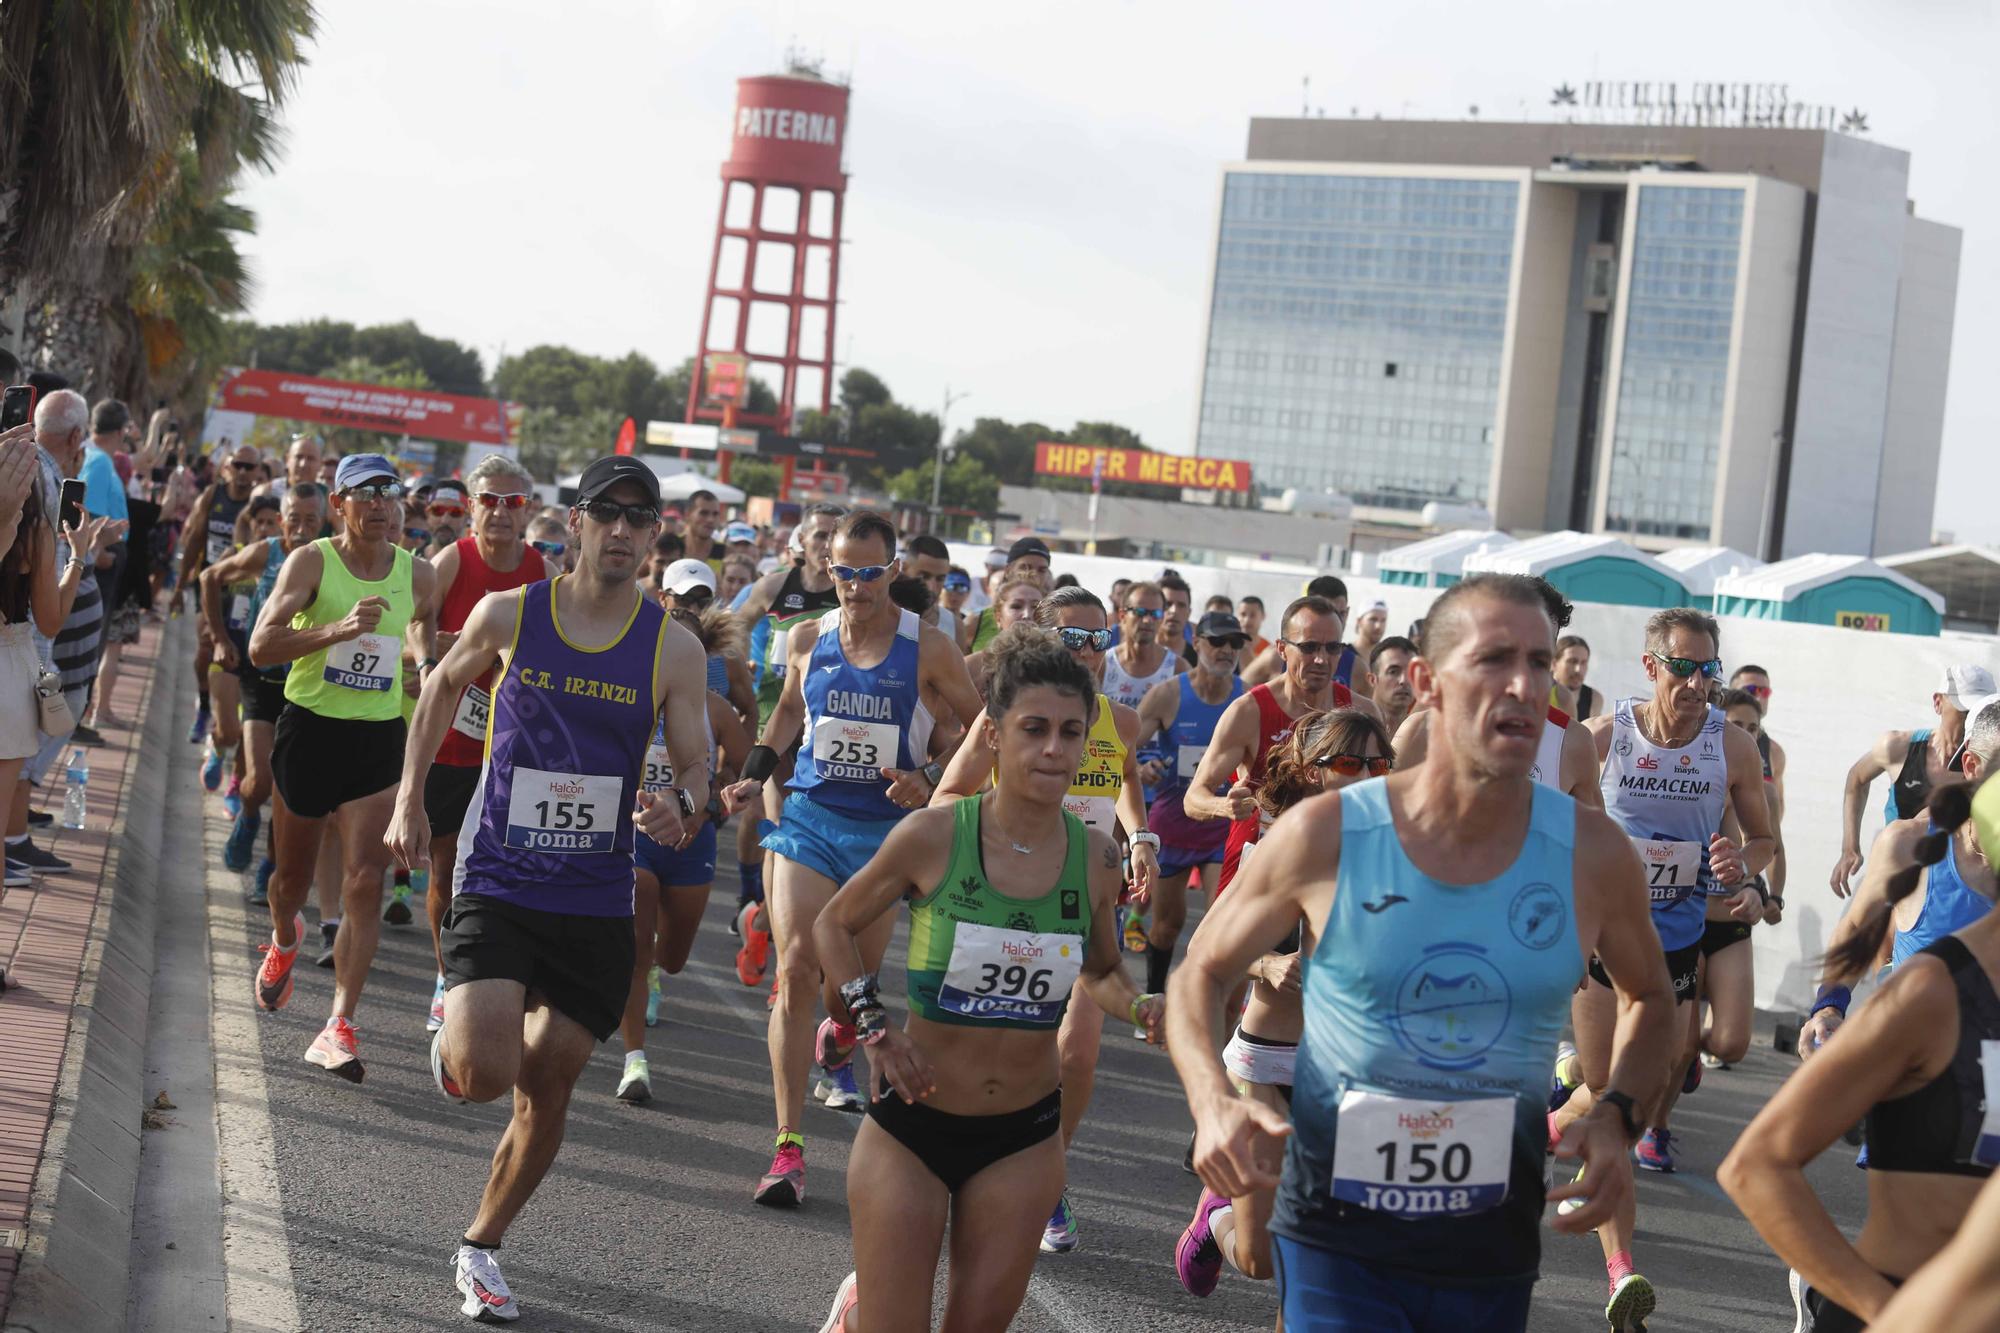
867,1083,1062,1193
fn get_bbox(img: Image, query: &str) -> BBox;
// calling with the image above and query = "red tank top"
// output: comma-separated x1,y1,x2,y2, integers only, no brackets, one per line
1219,680,1350,891
436,537,547,766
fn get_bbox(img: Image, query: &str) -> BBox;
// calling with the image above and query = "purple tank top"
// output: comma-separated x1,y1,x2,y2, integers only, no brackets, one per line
456,578,664,916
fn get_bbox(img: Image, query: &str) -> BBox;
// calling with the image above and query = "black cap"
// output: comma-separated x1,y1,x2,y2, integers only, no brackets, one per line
1007,536,1051,563
576,455,661,506
1196,611,1245,641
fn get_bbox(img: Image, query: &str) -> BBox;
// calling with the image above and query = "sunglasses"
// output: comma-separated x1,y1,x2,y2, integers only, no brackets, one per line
475,492,532,510
673,587,714,606
582,499,661,528
228,459,259,471
342,482,404,503
531,539,567,558
1281,638,1342,659
831,564,892,583
1651,651,1724,680
1739,682,1772,698
1124,606,1162,620
404,527,432,544
1315,753,1392,777
428,504,467,519
944,577,971,592
1204,635,1248,651
1056,626,1113,653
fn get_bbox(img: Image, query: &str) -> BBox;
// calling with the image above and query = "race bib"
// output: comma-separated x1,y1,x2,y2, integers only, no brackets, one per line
206,531,231,563
1331,1089,1513,1219
504,768,623,853
1063,793,1114,833
1634,838,1702,905
812,716,898,782
1976,1042,2000,1167
769,626,790,676
937,923,1085,1025
226,593,250,631
1177,744,1209,783
641,743,674,793
323,634,396,692
450,684,491,742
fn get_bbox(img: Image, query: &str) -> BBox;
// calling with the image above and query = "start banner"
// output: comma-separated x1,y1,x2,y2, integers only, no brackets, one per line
1034,442,1252,493
213,367,514,445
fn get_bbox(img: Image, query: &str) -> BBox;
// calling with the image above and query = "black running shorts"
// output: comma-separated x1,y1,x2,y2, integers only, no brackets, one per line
866,1081,1062,1193
270,703,404,819
439,893,634,1043
1589,939,1702,1004
423,762,481,838
1699,918,1754,958
237,670,289,725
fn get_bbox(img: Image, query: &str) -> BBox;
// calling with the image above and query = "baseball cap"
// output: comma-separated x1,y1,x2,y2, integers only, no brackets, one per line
1196,611,1246,642
1941,664,1998,712
660,558,718,596
724,521,757,544
333,453,398,492
430,481,469,505
984,549,1009,570
575,455,661,506
1007,536,1051,564
944,570,971,591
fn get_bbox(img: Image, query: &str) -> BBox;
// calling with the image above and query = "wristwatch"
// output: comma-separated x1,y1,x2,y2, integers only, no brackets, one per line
1596,1089,1642,1143
921,760,945,788
1129,831,1162,851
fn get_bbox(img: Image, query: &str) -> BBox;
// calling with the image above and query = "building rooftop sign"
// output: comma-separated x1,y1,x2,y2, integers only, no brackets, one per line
1552,81,1866,133
1034,442,1253,493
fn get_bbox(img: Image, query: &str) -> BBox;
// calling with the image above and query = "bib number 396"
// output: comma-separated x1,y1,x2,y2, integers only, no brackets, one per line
504,768,623,853
937,923,1084,1025
1330,1090,1512,1218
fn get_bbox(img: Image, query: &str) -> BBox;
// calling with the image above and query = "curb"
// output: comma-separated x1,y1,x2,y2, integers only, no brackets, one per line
3,616,185,1333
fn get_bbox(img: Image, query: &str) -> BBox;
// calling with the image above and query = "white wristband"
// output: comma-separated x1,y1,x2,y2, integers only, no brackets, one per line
1128,831,1161,850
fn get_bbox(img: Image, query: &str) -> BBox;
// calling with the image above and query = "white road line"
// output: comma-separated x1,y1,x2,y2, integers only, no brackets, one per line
204,822,304,1333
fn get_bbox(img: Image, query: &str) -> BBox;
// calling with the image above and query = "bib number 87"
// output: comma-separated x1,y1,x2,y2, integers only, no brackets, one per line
533,800,596,831
348,649,381,675
1375,1140,1473,1185
975,962,1052,1002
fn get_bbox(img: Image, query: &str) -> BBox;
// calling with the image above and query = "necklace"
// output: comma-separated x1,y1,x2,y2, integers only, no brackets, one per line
986,802,1040,856
1638,702,1702,750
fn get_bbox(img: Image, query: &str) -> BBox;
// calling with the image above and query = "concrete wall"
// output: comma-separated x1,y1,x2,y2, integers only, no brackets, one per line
994,485,1350,563
1713,176,1806,554
1872,216,1962,555
1781,135,1912,557
948,541,2000,1014
1488,182,1577,531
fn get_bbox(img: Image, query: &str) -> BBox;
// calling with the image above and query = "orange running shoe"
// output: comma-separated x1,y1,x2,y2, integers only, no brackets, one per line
735,902,771,986
255,913,305,1011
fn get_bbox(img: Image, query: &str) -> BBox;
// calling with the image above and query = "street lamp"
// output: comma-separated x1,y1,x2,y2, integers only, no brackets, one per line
929,385,972,527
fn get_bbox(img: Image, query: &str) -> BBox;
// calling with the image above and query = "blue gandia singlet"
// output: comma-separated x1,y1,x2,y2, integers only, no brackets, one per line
1892,828,1994,966
787,607,934,822
1147,674,1243,847
1273,780,1582,1284
455,578,664,916
1600,699,1729,951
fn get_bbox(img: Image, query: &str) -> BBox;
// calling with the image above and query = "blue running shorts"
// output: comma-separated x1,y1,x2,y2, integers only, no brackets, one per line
761,791,895,885
1273,1236,1534,1332
635,822,718,888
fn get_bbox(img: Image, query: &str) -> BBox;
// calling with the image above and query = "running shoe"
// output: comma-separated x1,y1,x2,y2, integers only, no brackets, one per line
1634,1127,1676,1173
384,880,413,925
221,777,242,820
822,1062,863,1113
1699,1052,1728,1070
1174,1188,1229,1296
1549,1039,1582,1112
816,1271,858,1333
305,1016,365,1082
754,1138,806,1207
1122,908,1148,955
815,1017,855,1072
255,914,305,1011
426,974,447,1033
186,707,210,745
315,919,338,968
27,809,51,828
1041,1191,1081,1253
222,809,261,873
735,902,771,986
617,1052,652,1104
249,857,274,907
1555,1164,1590,1218
9,838,71,873
430,1027,468,1104
453,1244,519,1323
1606,1272,1656,1331
1681,1058,1702,1096
201,740,224,792
4,862,31,889
644,966,661,1027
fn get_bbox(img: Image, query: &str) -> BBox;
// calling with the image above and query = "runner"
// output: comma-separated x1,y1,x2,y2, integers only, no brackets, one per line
1240,576,1358,688
1102,580,1186,710
683,487,725,568
806,624,1163,1333
1722,768,2000,1333
1169,571,1676,1333
1557,634,1601,719
963,573,1044,700
386,453,708,1324
902,533,958,644
252,434,322,504
1698,687,1784,1073
1366,634,1418,733
965,537,1053,652
411,455,547,1032
1831,663,1993,895
1158,572,1196,664
175,441,260,749
1727,664,1788,927
246,453,438,1080
198,493,279,820
928,585,1162,1251
1131,610,1244,1005
1351,598,1389,667
718,510,984,1207
1172,707,1394,1301
1236,594,1270,660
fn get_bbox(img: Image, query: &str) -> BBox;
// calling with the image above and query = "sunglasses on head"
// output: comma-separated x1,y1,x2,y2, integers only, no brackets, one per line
428,504,466,519
475,492,532,510
582,499,661,528
1281,637,1342,659
831,564,891,583
1124,605,1162,619
342,482,403,503
531,539,566,557
1056,626,1113,653
1651,651,1723,680
1204,635,1248,651
1315,753,1392,777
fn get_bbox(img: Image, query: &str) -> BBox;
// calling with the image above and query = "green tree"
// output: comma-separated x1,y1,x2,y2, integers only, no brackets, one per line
887,454,998,514
851,401,939,483
839,368,891,415
729,458,783,501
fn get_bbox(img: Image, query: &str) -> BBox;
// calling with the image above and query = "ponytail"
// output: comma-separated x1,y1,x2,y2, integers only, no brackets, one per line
1824,783,1977,977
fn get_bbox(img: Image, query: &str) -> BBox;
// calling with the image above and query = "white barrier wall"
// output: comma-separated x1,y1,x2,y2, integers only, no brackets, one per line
952,544,2000,1013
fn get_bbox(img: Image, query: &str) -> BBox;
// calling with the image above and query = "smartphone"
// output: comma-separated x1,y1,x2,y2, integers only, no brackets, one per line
58,478,86,532
0,384,35,432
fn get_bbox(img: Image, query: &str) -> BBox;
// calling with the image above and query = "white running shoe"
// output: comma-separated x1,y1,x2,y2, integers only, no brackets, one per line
617,1053,651,1104
454,1245,519,1323
426,974,447,1034
817,1271,859,1333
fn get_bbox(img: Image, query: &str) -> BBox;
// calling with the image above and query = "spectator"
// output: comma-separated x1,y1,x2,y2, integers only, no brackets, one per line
0,424,70,887
78,400,138,733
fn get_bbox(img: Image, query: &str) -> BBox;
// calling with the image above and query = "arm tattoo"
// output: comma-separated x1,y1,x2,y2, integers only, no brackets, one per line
1102,842,1118,871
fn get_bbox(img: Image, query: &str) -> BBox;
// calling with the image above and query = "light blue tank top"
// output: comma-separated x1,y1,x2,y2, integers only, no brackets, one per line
789,608,933,821
1892,828,1994,966
1600,699,1729,951
1273,780,1582,1282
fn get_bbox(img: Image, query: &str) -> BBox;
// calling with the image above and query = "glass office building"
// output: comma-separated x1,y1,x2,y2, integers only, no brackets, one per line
1195,120,1961,559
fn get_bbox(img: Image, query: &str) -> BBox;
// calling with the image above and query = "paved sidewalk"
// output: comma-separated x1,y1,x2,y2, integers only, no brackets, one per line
0,623,172,1321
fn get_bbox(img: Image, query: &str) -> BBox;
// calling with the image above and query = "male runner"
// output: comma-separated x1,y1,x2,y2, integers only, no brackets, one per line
720,510,983,1207
684,487,726,568
176,441,261,747
1366,634,1417,733
1558,634,1601,719
1830,663,1993,895
416,454,546,1031
424,480,471,551
966,536,1053,651
1169,572,1676,1333
1236,594,1269,660
1240,575,1358,688
1350,599,1388,667
1728,663,1787,921
902,533,958,644
252,433,322,504
1158,573,1196,664
1132,610,1244,1003
387,453,708,1324
1102,580,1185,709
247,454,438,1080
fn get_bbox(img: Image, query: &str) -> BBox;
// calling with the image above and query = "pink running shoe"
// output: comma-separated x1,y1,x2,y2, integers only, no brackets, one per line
305,1016,365,1083
1175,1188,1230,1296
255,914,305,1011
754,1137,806,1207
816,1272,858,1333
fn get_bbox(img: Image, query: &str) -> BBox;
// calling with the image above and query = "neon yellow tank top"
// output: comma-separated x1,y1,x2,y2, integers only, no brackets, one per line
1065,692,1125,834
283,538,415,721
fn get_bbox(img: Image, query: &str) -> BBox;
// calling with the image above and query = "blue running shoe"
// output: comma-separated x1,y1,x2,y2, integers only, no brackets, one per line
223,809,262,872
1634,1127,1676,1173
201,742,224,792
249,857,274,907
221,778,243,820
822,1061,862,1112
1041,1191,1081,1253
645,966,661,1027
187,706,210,745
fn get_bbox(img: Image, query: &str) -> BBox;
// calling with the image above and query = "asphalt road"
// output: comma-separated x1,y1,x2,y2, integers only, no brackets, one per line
146,766,1869,1332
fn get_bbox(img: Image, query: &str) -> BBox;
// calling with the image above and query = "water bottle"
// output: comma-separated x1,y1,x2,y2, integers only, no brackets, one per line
61,748,88,830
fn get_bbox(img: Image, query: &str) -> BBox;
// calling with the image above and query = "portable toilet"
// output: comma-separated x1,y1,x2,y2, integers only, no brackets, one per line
1461,531,1690,608
1712,554,1945,637
1656,547,1767,612
1377,530,1510,588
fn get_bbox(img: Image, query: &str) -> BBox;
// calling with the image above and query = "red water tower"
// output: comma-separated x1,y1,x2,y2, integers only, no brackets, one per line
688,69,849,458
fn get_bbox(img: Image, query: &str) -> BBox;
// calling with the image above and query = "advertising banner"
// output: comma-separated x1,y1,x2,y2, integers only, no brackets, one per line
213,367,513,445
1033,442,1252,493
